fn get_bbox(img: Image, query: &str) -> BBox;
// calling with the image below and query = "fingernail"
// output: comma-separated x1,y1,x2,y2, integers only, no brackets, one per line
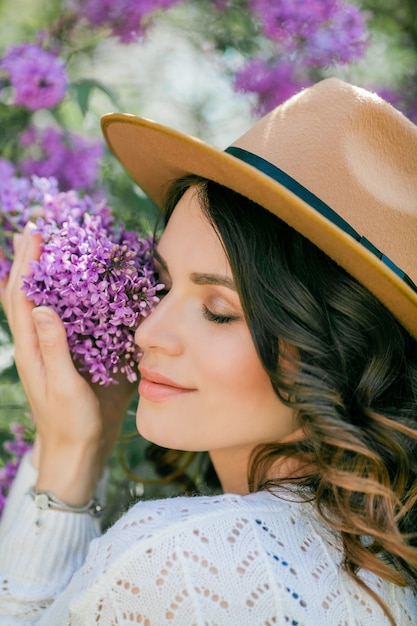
22,223,37,242
32,307,55,328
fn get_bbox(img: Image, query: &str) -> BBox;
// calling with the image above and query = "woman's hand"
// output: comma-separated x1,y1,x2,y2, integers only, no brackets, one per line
0,225,136,505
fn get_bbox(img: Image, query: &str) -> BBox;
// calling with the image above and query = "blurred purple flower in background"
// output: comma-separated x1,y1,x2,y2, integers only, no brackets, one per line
0,158,15,181
212,0,231,10
70,0,182,43
303,4,368,65
236,0,369,113
0,43,67,110
0,164,35,278
0,423,32,515
235,60,308,115
19,126,103,191
250,0,338,44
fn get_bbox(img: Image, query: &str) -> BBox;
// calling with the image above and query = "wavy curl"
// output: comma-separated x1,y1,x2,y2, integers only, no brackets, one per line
145,175,417,623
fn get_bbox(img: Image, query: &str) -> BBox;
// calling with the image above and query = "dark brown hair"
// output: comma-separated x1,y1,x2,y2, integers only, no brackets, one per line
145,174,417,623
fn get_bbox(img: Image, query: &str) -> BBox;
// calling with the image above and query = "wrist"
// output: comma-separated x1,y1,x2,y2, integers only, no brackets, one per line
28,487,105,517
30,436,42,470
36,442,104,507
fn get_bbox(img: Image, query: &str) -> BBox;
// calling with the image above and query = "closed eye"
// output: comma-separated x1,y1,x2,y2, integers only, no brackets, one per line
203,305,240,324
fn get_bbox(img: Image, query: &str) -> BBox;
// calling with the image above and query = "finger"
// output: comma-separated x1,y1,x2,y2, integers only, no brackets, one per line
13,232,24,255
0,234,23,303
6,224,42,351
0,249,9,297
31,306,79,390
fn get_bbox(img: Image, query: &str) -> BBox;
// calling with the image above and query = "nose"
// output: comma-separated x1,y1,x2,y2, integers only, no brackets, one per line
135,292,183,355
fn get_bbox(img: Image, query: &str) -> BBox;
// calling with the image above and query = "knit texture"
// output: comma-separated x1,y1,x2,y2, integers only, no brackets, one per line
0,457,416,625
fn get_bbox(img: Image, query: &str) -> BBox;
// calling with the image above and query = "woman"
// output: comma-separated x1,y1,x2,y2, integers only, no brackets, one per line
0,78,416,624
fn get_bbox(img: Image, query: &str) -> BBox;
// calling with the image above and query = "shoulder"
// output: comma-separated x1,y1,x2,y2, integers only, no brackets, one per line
118,489,304,529
66,492,322,623
89,489,349,576
65,491,415,625
107,490,316,551
87,490,308,566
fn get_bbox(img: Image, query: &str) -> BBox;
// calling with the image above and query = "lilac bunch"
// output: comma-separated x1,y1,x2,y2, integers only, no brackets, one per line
19,126,103,191
0,43,67,111
0,172,162,386
236,0,369,114
234,60,308,116
250,0,338,43
302,3,369,66
0,423,32,515
0,159,35,278
70,0,181,43
249,0,368,64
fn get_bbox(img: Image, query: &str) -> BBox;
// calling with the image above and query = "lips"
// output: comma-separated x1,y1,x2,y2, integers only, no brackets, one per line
138,366,195,402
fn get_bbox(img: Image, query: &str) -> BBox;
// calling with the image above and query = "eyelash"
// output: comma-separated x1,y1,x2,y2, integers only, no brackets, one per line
155,283,237,325
203,305,236,325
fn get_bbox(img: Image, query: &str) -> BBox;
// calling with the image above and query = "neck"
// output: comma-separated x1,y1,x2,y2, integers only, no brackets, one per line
209,430,307,495
209,446,252,495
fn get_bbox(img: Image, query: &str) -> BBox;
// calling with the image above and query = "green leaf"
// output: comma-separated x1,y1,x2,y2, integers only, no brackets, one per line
0,102,31,157
69,79,122,116
74,80,92,116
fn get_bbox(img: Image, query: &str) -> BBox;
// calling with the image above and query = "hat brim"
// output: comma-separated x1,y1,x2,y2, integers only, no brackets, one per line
101,112,417,339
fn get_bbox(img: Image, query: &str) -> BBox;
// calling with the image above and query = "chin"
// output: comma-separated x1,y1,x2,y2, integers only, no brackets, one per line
136,408,180,450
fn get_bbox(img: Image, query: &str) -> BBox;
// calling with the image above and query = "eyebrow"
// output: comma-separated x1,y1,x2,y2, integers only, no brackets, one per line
154,248,236,291
190,272,236,291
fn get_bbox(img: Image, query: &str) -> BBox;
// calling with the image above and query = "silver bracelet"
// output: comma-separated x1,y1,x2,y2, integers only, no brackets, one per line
28,487,105,518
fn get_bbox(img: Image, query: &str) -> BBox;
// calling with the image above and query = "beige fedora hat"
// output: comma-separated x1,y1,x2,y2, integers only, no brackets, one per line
101,78,417,338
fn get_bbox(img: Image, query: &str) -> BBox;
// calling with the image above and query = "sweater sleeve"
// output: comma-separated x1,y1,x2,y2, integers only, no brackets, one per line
0,451,38,540
0,452,107,624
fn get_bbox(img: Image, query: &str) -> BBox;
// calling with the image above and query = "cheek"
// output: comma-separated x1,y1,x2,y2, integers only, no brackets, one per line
202,330,271,406
201,332,296,439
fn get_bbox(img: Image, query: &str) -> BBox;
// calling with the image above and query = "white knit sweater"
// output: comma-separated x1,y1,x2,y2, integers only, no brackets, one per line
0,454,415,625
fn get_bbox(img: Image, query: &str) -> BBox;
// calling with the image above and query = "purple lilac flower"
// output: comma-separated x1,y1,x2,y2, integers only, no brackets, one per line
250,0,338,44
19,126,103,191
212,0,231,10
248,0,369,66
0,43,67,111
303,4,368,66
0,167,35,278
0,175,162,385
0,158,15,180
0,423,32,516
235,59,309,115
71,0,181,43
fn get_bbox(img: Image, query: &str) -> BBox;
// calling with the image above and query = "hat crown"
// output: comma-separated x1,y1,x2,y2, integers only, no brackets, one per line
233,78,417,280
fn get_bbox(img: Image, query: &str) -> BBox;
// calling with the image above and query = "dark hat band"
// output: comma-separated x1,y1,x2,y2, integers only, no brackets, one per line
226,146,417,295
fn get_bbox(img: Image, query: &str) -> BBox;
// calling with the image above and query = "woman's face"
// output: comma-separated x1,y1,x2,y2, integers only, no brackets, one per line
135,188,297,481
